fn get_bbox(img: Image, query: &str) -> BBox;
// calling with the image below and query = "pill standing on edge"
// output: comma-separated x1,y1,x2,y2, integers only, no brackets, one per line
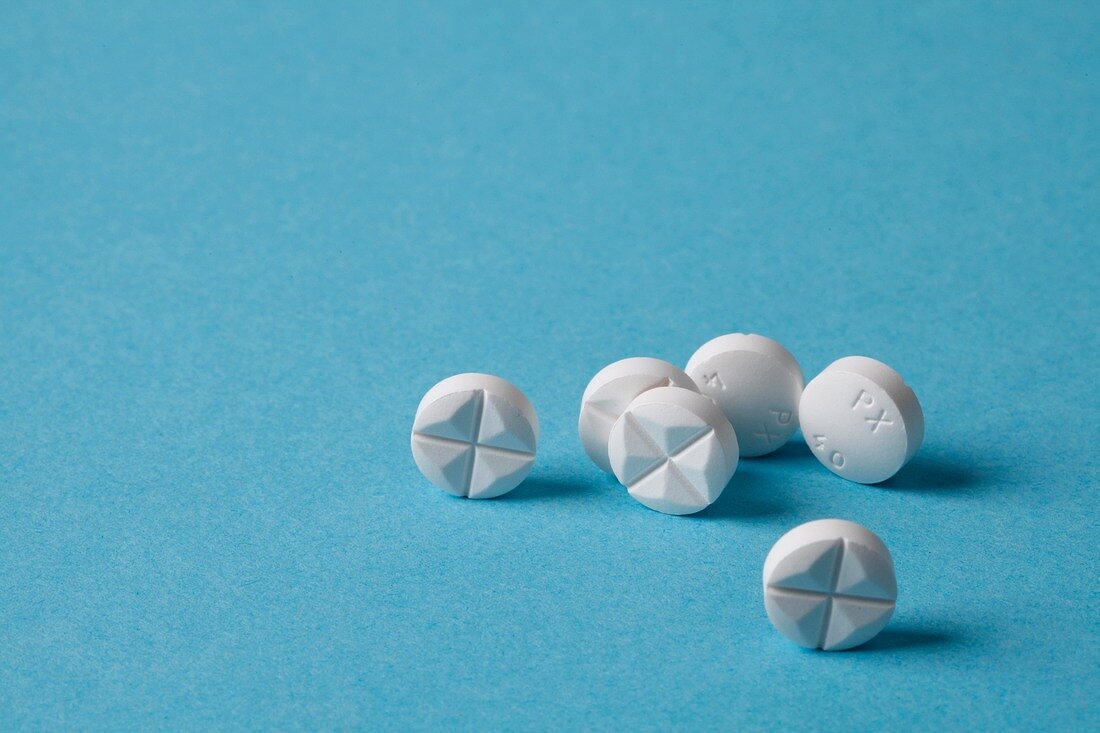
579,357,698,473
763,519,897,651
411,373,538,499
799,356,924,484
685,333,804,457
607,386,738,515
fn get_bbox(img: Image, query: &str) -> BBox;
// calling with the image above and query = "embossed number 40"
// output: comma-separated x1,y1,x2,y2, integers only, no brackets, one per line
811,434,845,468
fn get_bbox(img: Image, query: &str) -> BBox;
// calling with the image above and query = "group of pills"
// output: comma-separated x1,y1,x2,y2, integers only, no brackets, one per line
410,333,924,651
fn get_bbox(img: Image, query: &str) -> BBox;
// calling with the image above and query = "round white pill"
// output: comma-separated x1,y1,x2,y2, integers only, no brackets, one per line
411,373,538,499
607,386,738,516
799,356,924,484
763,519,897,651
685,333,804,457
579,357,698,473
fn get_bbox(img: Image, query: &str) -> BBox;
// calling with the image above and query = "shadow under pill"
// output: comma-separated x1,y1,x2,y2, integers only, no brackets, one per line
879,452,993,494
503,475,602,501
748,438,995,496
855,624,962,653
696,467,792,520
745,438,817,466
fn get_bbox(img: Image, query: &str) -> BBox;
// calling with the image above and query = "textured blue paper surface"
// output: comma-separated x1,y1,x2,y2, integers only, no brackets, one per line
2,2,1098,729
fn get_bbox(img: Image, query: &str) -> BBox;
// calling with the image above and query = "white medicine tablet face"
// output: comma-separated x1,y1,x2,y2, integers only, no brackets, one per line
799,356,924,484
579,357,698,473
411,373,539,499
763,519,897,651
685,333,804,457
607,386,738,515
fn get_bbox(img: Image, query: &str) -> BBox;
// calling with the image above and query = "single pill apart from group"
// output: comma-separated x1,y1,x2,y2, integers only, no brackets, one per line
799,356,924,484
411,373,538,499
607,386,739,515
579,357,698,473
763,519,897,651
685,333,804,457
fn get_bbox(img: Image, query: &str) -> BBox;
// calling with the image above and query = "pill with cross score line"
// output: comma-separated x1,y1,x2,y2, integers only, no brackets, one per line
607,386,739,515
579,357,698,473
798,356,924,484
411,373,538,499
763,519,897,651
685,333,804,457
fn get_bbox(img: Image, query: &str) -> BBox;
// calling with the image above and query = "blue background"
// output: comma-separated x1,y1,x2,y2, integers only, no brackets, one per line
2,1,1098,730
